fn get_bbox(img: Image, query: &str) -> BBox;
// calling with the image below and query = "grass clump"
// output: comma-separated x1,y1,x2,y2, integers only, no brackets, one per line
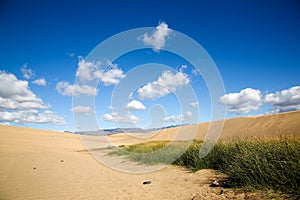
109,140,190,165
214,138,300,197
110,136,300,198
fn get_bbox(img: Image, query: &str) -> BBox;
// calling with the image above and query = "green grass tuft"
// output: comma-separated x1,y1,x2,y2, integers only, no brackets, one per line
110,137,300,198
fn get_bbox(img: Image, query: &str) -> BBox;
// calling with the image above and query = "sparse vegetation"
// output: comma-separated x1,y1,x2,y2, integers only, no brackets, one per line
110,136,300,198
109,140,190,165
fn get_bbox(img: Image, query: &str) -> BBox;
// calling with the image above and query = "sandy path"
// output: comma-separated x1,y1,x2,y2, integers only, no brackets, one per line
0,125,268,200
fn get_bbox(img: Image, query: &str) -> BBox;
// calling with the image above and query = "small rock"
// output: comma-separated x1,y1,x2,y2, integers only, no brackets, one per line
33,167,36,170
143,181,151,185
60,160,64,162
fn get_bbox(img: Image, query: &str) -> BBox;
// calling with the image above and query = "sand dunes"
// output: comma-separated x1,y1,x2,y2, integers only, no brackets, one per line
0,125,252,200
108,110,300,143
1,111,299,199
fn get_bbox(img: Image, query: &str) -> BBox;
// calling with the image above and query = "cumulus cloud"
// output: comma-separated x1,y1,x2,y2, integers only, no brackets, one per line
76,57,100,82
137,70,189,100
0,71,65,124
21,64,35,79
0,97,48,110
32,78,46,86
140,22,172,52
219,88,262,114
71,105,93,113
102,112,142,123
190,101,199,108
264,86,300,113
56,81,97,96
0,71,49,110
163,111,192,123
125,100,146,111
76,57,125,85
101,68,125,85
0,110,65,124
220,86,300,114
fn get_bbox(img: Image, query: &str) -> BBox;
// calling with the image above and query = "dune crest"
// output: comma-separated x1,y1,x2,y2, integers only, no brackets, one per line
108,110,300,142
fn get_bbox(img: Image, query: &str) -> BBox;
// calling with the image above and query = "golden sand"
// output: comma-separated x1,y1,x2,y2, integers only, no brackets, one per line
1,111,299,199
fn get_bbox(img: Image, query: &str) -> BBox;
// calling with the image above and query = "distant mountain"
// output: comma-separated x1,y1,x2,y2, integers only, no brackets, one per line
73,127,157,136
71,124,185,136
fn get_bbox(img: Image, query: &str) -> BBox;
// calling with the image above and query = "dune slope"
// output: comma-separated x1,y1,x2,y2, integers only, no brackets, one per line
1,111,299,199
129,110,300,141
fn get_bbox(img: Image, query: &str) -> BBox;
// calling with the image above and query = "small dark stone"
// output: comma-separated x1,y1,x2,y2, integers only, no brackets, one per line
220,189,224,195
33,167,36,170
60,160,64,162
143,181,151,185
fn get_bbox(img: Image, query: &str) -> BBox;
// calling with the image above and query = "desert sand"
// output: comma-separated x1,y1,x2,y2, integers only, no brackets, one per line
1,111,299,199
108,110,300,143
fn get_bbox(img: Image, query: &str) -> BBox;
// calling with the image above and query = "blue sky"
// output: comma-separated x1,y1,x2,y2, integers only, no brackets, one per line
0,0,299,131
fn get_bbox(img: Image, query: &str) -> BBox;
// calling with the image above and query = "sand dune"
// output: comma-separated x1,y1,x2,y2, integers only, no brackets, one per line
108,110,300,143
1,111,299,199
0,125,258,200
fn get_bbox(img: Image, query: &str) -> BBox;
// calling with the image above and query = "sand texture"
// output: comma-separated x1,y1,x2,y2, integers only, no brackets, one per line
1,111,300,199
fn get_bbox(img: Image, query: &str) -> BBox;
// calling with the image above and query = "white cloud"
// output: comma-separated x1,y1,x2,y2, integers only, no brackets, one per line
76,57,125,85
264,86,300,113
163,111,192,123
21,64,35,79
76,57,100,82
0,110,65,124
56,81,97,96
179,65,187,72
219,88,262,114
106,59,118,68
192,68,200,75
102,112,142,123
71,105,93,113
0,122,10,126
0,97,48,110
0,71,65,125
137,70,189,99
190,101,199,108
32,78,46,86
140,22,172,52
67,52,75,57
101,68,126,86
125,100,146,111
0,71,49,110
219,86,300,115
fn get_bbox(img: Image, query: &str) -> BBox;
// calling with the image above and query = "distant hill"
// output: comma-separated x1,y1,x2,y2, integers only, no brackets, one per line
73,127,156,136
71,124,184,136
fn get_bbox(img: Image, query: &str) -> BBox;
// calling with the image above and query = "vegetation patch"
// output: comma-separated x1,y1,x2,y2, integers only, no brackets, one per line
110,136,300,198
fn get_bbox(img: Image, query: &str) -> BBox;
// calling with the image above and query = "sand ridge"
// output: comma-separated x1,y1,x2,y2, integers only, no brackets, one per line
108,110,300,142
